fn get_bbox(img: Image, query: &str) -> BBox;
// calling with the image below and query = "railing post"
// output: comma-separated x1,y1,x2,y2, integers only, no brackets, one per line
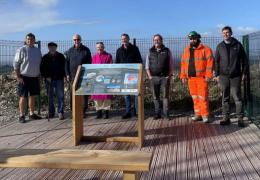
242,35,252,119
133,38,136,46
36,41,41,115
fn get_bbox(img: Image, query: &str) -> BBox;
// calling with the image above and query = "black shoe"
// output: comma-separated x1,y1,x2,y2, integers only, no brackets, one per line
122,113,131,119
238,117,245,127
96,110,103,119
153,114,161,120
19,115,26,123
220,117,231,126
163,116,171,121
45,113,54,119
29,114,42,120
104,110,109,119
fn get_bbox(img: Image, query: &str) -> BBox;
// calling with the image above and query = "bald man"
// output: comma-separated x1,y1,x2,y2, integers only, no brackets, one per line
64,34,92,117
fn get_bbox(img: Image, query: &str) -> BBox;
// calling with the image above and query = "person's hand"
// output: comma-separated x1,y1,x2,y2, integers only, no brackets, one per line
205,77,211,82
181,78,187,84
66,75,70,82
46,78,51,83
213,76,220,82
17,76,24,85
148,75,153,80
242,74,246,81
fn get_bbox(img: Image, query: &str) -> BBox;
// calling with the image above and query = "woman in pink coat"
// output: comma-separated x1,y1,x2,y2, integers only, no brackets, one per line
91,42,113,119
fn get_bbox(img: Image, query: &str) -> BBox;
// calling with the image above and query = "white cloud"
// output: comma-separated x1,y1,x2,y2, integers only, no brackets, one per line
200,32,213,37
23,0,58,8
236,26,257,35
0,0,101,35
200,24,259,37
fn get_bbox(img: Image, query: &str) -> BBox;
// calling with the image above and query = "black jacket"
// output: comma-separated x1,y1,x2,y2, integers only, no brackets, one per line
215,37,249,77
40,51,66,80
115,43,142,64
64,44,92,79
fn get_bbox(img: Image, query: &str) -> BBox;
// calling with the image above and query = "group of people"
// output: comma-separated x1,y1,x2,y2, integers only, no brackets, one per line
13,25,248,127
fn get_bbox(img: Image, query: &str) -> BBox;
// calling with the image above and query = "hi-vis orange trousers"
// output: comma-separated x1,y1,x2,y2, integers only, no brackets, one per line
188,77,209,117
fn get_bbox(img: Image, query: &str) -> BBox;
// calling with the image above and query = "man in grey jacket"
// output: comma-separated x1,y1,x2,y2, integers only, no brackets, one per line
13,33,42,123
65,34,92,117
215,26,249,127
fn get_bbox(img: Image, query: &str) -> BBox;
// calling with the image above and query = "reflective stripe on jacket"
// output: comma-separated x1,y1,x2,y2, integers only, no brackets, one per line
180,43,214,79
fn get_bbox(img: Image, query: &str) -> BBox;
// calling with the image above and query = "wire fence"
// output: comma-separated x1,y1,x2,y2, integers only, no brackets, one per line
0,36,237,74
248,31,260,121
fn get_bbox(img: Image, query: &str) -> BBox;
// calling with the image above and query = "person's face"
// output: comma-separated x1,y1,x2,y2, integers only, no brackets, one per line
48,46,57,54
222,29,232,41
153,36,163,48
73,35,81,48
96,44,104,53
121,35,129,46
26,36,35,47
189,37,199,47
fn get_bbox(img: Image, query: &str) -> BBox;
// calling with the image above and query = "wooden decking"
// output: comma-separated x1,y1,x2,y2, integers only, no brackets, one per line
0,112,260,180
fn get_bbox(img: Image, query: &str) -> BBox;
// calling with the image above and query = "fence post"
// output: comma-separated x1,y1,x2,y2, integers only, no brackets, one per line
36,41,41,115
133,38,136,46
242,35,252,119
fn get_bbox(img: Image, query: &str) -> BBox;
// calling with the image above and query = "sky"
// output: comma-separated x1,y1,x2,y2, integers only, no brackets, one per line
0,0,259,41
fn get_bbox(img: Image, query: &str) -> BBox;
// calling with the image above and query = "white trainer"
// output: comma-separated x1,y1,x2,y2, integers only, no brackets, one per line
191,115,202,121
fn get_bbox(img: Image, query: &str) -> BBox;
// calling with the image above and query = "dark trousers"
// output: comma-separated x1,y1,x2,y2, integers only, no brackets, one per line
219,75,243,118
45,80,64,115
150,76,170,117
124,95,138,114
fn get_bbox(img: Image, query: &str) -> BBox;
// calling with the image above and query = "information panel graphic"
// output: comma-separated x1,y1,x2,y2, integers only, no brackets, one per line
75,64,141,95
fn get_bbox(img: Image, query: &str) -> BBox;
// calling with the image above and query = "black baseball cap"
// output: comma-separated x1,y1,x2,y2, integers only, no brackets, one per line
48,42,57,47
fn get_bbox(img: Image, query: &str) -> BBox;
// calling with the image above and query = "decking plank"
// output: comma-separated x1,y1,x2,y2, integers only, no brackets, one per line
1,114,260,180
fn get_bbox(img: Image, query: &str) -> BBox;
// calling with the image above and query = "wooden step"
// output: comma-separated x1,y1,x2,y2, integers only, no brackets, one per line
0,149,153,180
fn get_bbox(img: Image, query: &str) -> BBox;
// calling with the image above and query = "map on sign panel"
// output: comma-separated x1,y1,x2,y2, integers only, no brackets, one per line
75,64,141,95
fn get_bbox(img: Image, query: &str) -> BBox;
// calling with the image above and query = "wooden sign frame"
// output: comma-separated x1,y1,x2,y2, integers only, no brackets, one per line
72,64,144,147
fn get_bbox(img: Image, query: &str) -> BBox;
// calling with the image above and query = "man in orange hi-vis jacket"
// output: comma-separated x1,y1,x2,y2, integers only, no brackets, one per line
180,31,214,123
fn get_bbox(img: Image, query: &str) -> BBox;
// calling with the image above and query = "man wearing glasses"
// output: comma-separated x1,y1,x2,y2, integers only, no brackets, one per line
180,31,214,123
145,34,174,120
65,34,92,117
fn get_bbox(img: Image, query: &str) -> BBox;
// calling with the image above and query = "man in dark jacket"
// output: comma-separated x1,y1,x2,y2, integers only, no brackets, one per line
146,34,174,120
115,33,142,119
40,42,66,120
215,26,249,127
65,34,92,116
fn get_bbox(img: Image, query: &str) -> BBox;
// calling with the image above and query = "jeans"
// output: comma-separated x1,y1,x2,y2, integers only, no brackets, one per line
219,75,243,118
150,76,170,117
45,80,64,115
124,95,138,114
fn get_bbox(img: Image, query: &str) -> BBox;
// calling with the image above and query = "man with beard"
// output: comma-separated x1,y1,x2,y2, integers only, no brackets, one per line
145,34,174,120
180,31,214,123
215,26,249,127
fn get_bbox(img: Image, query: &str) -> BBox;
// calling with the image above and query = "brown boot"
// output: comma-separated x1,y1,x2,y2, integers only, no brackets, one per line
220,116,231,126
238,117,245,127
96,110,102,119
104,110,109,119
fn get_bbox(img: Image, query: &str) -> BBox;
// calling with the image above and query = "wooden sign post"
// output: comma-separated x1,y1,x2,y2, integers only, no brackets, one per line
72,64,144,147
